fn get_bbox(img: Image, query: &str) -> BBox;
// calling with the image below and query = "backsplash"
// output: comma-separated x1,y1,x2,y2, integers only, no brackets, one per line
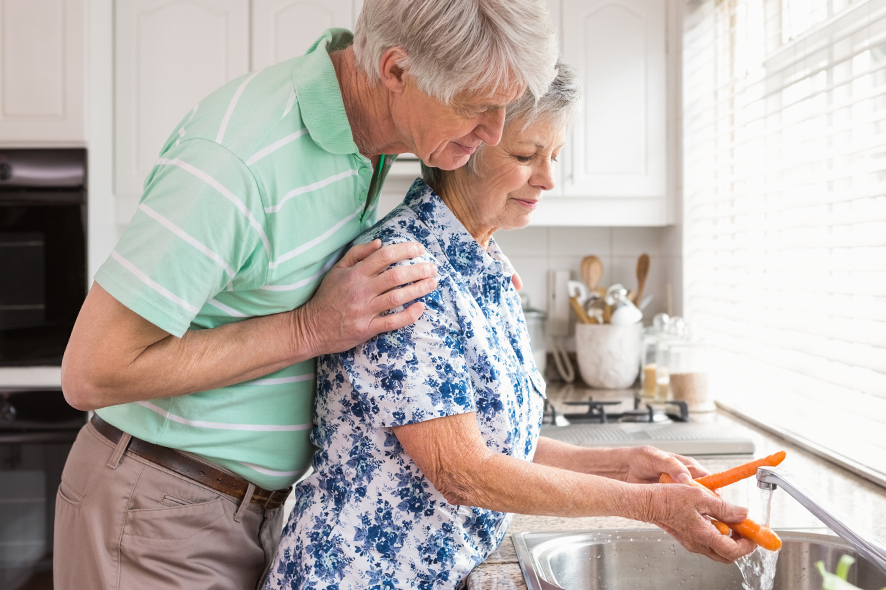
493,225,683,337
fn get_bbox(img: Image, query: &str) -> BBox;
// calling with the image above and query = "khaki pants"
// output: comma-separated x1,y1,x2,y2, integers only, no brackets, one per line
54,420,284,590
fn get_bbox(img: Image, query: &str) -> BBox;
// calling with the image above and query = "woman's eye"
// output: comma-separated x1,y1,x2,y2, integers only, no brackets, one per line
515,155,533,163
551,155,559,163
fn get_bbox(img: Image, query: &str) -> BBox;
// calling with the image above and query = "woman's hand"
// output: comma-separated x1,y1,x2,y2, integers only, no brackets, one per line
613,446,709,485
636,483,758,563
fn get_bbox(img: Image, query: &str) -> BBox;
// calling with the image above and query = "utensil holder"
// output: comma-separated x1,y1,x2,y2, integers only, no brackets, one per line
575,322,642,389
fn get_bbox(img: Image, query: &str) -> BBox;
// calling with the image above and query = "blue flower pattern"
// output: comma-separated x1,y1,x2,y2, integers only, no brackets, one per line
265,179,546,590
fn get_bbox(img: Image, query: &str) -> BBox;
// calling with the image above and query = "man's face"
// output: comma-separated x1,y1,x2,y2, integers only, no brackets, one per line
391,77,526,170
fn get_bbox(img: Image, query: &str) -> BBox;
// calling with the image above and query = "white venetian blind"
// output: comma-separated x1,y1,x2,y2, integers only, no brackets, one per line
683,0,886,486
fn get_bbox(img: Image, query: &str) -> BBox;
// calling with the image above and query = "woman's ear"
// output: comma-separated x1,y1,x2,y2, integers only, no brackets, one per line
378,47,409,93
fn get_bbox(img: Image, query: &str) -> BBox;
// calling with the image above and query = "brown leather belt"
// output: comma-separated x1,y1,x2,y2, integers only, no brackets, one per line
90,414,291,510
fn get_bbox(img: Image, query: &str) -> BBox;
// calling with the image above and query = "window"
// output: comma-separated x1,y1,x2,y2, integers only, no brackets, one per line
683,0,886,486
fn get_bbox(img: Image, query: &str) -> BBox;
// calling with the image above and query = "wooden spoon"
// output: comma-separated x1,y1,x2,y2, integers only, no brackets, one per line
580,255,603,292
633,253,650,304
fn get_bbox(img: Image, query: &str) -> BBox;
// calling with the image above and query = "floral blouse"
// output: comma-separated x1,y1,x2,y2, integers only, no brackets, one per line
265,179,546,590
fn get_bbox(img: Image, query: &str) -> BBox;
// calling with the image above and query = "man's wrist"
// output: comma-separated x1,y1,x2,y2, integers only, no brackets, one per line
287,303,324,361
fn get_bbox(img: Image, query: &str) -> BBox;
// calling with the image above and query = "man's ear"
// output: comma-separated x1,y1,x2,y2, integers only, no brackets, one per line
378,47,409,93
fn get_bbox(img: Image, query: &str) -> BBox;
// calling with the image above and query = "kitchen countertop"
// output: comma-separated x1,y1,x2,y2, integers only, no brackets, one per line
466,383,886,590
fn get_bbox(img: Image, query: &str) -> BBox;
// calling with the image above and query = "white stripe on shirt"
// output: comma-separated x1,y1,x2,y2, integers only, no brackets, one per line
262,252,341,291
110,251,199,314
282,89,296,119
139,203,236,279
155,157,270,254
207,297,246,317
269,203,363,269
136,401,313,432
239,461,305,478
264,169,359,214
253,373,315,385
246,129,309,166
216,71,260,144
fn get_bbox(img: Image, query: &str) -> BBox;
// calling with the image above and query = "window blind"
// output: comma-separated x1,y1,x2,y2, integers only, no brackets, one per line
683,0,886,486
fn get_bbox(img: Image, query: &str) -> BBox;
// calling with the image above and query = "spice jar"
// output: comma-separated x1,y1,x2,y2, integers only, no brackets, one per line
652,316,688,403
639,316,668,399
667,340,714,412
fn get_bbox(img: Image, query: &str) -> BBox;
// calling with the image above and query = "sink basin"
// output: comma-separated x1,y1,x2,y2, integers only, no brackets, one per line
513,530,886,590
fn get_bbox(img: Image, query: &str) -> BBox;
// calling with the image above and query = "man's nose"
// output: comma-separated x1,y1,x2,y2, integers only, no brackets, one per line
474,109,506,146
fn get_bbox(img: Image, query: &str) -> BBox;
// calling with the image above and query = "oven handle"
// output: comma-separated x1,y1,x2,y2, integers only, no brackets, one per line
0,431,79,444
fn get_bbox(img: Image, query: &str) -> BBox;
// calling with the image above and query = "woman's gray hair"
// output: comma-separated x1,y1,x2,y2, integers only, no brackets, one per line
353,0,558,104
422,61,582,187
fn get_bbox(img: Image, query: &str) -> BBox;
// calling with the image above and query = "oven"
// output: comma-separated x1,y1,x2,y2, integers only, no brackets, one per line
0,149,88,589
0,389,85,590
0,149,87,367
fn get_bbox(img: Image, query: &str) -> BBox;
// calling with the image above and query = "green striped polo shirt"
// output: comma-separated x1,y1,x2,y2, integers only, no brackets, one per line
94,29,394,490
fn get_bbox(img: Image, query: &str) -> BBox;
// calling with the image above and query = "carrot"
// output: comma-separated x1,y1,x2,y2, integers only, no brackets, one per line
694,451,787,491
659,473,783,551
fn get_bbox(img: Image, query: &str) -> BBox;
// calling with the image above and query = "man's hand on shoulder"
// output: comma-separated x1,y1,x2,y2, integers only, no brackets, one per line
294,239,438,355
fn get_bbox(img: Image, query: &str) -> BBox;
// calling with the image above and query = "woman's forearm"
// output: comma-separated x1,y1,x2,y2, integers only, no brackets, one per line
532,437,631,479
456,448,654,520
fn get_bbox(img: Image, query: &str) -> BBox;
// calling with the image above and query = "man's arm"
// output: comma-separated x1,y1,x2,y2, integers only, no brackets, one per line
62,240,437,411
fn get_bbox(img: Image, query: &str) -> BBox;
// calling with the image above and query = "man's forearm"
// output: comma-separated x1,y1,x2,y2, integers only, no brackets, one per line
61,285,319,410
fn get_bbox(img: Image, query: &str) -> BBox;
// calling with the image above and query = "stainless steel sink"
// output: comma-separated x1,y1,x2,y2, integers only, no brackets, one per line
513,530,886,590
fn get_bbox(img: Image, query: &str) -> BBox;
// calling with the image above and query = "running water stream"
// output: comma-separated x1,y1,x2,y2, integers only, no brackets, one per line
736,487,781,590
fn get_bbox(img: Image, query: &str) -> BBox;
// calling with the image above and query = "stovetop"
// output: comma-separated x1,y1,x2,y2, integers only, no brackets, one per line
543,396,689,426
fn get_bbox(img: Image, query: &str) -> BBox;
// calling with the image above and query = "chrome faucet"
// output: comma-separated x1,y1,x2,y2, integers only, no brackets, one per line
756,466,886,574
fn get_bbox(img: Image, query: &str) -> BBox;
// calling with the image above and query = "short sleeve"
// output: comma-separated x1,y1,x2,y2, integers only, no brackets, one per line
337,281,476,429
94,139,268,337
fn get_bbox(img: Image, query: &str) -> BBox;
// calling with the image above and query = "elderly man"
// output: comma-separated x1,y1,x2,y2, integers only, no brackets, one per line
54,1,557,589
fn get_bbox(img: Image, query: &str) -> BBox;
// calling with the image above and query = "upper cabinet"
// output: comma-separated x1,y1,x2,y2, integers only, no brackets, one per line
114,0,250,197
114,0,363,200
531,0,676,226
0,0,86,145
252,0,356,70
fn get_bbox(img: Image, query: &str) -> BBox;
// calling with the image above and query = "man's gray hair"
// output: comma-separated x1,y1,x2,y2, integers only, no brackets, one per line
353,0,558,104
421,61,582,187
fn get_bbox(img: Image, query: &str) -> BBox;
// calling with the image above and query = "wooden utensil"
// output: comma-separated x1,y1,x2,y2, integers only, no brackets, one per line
569,296,593,323
632,253,650,304
580,255,603,292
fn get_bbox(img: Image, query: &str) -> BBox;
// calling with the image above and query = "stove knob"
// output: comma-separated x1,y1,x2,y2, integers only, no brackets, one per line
0,400,16,423
0,163,11,181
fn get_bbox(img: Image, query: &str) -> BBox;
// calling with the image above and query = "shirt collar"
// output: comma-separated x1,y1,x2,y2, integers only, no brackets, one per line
291,29,360,156
403,179,515,283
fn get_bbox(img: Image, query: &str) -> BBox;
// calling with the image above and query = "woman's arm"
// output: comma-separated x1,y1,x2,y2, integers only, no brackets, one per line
393,413,756,564
531,436,708,484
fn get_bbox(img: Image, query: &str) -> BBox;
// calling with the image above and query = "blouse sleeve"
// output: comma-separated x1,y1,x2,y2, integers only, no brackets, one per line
335,275,476,429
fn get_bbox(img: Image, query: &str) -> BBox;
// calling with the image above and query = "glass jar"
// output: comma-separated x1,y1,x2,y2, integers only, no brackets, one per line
667,340,714,412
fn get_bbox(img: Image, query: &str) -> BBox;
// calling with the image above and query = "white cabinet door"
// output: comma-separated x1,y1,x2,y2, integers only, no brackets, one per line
562,0,666,198
114,0,249,197
532,0,673,226
252,0,356,70
0,0,86,144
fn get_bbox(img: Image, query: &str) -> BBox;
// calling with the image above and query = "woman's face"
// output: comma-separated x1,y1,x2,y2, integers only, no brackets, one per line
446,117,564,243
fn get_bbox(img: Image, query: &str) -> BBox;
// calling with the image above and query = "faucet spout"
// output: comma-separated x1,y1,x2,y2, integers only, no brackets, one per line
756,466,886,575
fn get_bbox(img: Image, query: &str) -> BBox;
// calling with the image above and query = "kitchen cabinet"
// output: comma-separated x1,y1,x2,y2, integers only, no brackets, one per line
113,0,364,205
0,0,86,144
114,0,250,197
531,0,678,226
252,0,357,70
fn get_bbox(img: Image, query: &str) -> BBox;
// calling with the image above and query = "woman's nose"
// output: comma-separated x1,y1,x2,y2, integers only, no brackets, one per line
533,161,556,191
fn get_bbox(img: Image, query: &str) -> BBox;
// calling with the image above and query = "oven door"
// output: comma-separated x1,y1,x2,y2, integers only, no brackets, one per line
0,390,85,590
0,193,86,366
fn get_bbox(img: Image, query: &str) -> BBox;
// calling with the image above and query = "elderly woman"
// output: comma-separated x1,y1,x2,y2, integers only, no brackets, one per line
265,65,756,590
